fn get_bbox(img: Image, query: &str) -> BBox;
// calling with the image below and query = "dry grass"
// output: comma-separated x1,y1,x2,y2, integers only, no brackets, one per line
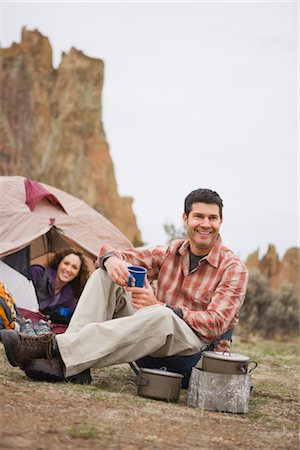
0,337,299,449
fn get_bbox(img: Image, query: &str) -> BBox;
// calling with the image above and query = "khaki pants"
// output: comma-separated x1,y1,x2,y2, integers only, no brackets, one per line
56,269,204,377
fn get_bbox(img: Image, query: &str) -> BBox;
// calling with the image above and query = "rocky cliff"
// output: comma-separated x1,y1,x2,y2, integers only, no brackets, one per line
246,244,300,295
0,27,141,245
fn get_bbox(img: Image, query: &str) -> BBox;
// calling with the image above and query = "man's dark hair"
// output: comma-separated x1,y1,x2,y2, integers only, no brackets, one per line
184,188,223,218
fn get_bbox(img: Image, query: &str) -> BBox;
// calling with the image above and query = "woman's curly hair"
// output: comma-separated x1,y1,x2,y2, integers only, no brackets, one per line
48,248,89,299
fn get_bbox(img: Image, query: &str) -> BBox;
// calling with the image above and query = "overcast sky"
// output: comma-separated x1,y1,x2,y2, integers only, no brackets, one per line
1,1,298,261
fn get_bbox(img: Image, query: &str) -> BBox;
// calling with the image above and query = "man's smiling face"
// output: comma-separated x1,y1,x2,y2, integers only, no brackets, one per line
183,202,222,255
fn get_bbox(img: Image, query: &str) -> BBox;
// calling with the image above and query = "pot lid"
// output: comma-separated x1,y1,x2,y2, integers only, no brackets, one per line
140,368,184,378
202,351,250,362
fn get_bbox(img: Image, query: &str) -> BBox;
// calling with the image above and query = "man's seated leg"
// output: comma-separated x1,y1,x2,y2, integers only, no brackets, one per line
58,304,204,378
1,305,203,383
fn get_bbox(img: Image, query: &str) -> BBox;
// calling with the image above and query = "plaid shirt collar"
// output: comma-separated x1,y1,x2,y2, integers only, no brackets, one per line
177,234,222,269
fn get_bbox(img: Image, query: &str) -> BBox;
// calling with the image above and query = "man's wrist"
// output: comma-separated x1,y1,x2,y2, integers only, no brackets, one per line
99,252,117,270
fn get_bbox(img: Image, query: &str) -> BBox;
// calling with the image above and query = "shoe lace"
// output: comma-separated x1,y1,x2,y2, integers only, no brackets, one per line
34,320,51,335
20,319,35,335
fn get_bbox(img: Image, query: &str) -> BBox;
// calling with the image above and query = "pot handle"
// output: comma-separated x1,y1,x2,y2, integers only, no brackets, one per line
247,360,258,374
239,364,248,374
129,362,150,386
238,360,258,374
129,361,141,377
136,374,150,386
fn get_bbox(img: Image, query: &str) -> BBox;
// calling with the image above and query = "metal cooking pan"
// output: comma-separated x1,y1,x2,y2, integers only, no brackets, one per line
201,351,258,375
130,362,184,402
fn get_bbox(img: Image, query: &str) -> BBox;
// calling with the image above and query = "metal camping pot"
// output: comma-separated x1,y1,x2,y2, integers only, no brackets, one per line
132,365,184,402
201,351,258,375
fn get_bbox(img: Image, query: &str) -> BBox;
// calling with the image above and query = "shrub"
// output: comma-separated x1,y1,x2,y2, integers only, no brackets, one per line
238,269,299,339
264,283,299,338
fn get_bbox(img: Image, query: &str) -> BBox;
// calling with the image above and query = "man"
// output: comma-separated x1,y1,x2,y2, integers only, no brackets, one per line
0,188,248,384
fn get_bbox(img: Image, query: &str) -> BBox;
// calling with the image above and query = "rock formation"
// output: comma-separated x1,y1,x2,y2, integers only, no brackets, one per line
0,27,141,245
246,244,300,295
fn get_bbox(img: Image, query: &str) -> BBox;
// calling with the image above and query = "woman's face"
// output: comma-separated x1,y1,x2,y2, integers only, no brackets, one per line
56,253,82,285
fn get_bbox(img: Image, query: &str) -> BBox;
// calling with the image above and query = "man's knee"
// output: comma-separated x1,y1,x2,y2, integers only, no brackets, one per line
159,304,177,320
140,304,179,326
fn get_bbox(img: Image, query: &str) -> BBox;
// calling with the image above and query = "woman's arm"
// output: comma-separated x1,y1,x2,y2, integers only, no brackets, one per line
30,265,46,285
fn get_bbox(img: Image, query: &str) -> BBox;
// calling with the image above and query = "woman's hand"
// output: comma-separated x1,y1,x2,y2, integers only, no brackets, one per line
127,278,162,309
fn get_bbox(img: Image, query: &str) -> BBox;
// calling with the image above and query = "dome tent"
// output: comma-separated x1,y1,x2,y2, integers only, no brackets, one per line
0,176,132,310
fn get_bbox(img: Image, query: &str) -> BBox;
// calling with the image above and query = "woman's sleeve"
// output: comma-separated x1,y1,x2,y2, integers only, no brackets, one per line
30,265,45,285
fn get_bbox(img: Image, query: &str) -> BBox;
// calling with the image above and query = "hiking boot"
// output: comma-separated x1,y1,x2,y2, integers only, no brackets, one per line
0,329,56,370
34,319,51,335
19,318,36,336
67,368,92,385
25,357,65,382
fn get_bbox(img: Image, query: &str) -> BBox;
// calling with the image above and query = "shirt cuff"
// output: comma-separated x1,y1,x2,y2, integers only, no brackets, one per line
99,252,117,270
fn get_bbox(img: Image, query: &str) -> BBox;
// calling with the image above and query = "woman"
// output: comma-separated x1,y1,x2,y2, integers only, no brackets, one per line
19,248,89,335
20,248,92,384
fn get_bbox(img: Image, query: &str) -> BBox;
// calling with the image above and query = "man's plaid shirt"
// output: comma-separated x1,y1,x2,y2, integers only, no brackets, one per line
99,235,248,351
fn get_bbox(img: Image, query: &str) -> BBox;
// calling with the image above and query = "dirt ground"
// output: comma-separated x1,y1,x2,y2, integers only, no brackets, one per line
0,338,299,450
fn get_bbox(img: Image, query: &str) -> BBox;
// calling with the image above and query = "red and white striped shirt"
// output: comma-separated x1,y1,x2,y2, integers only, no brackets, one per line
99,235,248,351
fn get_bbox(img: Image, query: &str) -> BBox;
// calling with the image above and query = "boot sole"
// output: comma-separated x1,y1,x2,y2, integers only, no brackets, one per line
25,361,65,383
67,372,92,385
0,330,19,367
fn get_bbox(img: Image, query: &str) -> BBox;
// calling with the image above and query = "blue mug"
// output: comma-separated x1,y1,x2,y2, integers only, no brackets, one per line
127,266,147,288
